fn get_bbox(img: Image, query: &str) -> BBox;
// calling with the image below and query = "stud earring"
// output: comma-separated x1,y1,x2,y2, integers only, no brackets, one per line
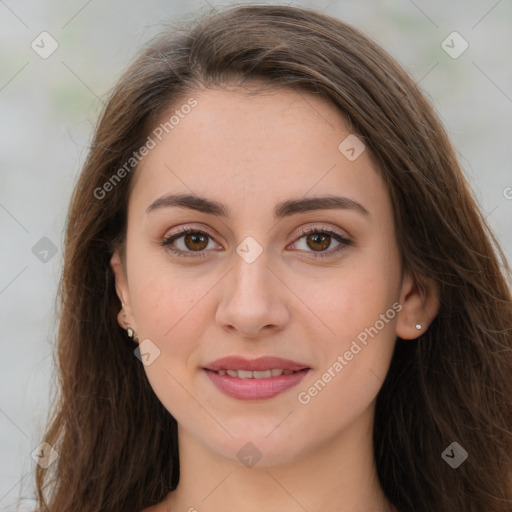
126,325,139,342
415,323,422,330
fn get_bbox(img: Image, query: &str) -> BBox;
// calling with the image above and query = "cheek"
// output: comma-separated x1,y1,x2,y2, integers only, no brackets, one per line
292,243,401,346
128,267,214,418
295,306,398,434
128,246,213,338
293,245,401,413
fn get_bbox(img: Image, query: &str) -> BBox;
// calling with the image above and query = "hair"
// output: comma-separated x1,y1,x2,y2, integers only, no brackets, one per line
35,4,512,512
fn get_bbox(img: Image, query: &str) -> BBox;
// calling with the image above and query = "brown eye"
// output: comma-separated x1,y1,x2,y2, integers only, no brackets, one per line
161,228,218,258
183,232,209,251
292,227,352,259
305,233,331,252
161,226,351,259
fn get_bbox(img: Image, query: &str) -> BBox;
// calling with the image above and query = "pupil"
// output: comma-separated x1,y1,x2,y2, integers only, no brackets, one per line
186,233,207,251
309,233,330,251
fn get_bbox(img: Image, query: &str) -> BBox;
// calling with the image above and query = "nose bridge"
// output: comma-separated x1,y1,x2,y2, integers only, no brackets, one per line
231,236,275,303
216,236,289,336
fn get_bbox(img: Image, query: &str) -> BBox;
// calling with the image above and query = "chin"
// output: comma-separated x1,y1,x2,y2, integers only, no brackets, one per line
196,424,309,468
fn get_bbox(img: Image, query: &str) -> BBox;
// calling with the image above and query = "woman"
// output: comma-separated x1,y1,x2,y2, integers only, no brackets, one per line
35,4,512,512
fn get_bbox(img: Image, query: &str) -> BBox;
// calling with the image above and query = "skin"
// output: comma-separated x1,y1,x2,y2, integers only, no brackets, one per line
111,84,439,512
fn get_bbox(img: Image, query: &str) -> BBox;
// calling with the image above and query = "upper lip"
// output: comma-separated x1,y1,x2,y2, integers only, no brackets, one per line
205,356,310,372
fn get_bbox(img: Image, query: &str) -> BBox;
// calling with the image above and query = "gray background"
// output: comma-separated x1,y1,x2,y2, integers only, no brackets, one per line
1,0,511,509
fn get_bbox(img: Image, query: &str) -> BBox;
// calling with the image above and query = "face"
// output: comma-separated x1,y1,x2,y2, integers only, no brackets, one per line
111,84,428,467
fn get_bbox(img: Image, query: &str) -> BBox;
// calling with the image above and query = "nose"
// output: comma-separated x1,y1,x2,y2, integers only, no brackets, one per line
215,247,290,339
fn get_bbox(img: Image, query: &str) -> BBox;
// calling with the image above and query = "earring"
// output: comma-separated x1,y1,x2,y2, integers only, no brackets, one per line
415,323,422,330
126,325,139,342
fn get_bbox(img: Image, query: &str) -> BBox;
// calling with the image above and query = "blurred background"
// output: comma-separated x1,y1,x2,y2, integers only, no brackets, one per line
1,0,511,509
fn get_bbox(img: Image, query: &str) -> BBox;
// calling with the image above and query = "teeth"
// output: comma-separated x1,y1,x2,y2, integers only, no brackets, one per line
215,368,297,378
253,370,272,379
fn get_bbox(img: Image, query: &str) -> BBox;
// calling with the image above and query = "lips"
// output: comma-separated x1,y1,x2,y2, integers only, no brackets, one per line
205,356,309,372
204,356,310,400
215,368,296,378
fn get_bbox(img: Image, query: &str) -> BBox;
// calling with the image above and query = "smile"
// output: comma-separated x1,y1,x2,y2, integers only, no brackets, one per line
213,368,298,378
203,356,310,400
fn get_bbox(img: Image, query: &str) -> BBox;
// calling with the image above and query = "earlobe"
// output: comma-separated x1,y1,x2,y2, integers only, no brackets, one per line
396,271,440,340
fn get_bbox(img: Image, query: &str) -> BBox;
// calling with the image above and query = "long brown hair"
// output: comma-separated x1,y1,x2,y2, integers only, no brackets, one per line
35,4,512,511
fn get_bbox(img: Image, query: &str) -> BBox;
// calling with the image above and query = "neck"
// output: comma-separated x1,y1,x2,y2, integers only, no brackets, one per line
165,406,395,512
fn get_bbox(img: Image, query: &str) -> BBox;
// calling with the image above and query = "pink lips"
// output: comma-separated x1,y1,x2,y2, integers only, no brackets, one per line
204,356,310,400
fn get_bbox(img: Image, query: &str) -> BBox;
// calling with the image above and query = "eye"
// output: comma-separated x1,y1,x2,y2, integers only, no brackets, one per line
160,226,352,259
289,226,352,259
160,227,219,258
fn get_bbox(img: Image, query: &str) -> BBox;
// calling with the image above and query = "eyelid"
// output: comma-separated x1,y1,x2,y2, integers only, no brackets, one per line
293,224,351,243
160,223,352,259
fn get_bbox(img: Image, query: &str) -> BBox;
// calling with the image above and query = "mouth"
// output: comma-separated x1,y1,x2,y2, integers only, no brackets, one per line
203,356,310,400
209,368,301,378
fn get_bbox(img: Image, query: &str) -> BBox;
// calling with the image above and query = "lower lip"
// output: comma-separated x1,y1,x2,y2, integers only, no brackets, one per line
204,369,309,400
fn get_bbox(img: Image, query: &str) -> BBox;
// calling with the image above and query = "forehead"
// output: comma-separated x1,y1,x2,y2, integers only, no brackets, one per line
162,84,349,158
128,85,389,224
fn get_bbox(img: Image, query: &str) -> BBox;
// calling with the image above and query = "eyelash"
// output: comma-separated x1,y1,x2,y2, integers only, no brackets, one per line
160,226,352,259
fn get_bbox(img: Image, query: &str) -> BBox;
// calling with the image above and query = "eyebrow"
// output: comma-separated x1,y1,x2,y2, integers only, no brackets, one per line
146,193,371,219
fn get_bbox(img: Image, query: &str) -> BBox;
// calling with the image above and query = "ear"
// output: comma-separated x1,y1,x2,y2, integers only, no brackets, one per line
396,271,440,339
110,250,137,334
